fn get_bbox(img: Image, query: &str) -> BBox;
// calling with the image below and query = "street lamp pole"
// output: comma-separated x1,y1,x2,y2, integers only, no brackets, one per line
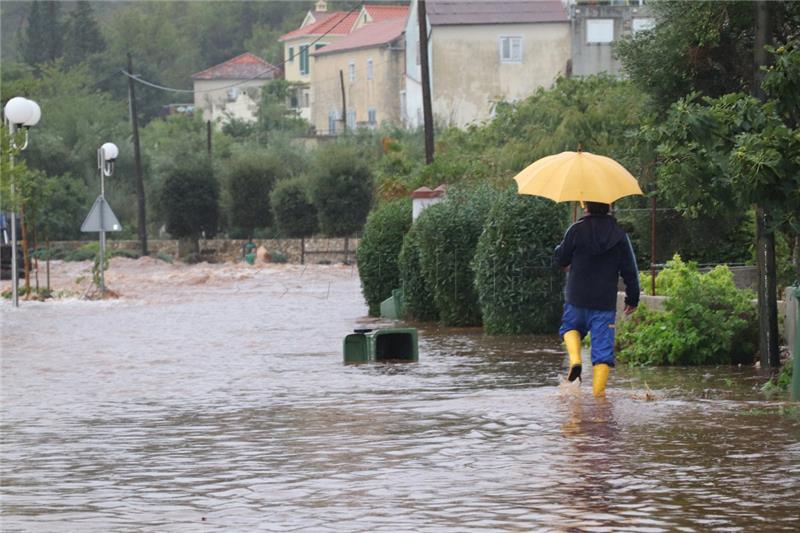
3,97,41,308
96,142,118,294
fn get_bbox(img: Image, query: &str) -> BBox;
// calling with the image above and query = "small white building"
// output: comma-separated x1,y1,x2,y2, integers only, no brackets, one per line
192,52,281,124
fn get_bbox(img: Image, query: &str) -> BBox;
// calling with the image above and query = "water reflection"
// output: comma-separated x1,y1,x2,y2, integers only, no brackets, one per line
2,261,799,531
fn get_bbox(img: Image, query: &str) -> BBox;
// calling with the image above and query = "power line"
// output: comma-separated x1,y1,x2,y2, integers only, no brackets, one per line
120,3,362,94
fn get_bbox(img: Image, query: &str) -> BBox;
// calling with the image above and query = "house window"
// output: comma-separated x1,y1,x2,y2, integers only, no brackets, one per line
328,111,337,135
499,36,522,63
346,110,356,129
367,58,374,80
300,45,310,75
587,19,614,43
348,61,356,82
368,108,377,126
632,18,656,36
303,90,310,108
290,92,298,109
288,47,295,62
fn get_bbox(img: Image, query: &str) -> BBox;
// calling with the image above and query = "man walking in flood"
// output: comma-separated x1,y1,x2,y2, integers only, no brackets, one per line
554,202,639,396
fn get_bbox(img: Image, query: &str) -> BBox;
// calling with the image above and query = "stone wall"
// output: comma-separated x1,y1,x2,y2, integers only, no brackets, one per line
48,238,360,264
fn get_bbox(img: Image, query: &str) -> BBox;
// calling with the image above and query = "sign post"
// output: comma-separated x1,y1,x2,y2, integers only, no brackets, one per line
81,143,120,294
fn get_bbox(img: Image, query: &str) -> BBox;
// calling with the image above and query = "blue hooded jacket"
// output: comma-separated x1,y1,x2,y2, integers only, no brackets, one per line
554,214,640,311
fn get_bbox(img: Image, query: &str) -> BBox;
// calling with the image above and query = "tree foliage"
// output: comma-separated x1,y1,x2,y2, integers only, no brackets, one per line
20,0,63,67
618,256,757,366
159,158,219,245
398,224,438,321
356,198,412,316
270,178,317,239
616,0,800,113
309,144,374,237
414,186,498,326
63,1,106,67
473,190,567,334
223,149,286,236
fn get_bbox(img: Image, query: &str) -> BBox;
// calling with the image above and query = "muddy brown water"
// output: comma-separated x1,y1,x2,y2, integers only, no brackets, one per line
2,259,799,531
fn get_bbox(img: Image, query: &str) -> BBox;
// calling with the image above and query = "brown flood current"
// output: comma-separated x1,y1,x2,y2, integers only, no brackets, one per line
1,258,799,532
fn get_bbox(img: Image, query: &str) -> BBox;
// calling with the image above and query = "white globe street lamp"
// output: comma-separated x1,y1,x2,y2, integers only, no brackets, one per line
95,141,119,294
3,96,41,308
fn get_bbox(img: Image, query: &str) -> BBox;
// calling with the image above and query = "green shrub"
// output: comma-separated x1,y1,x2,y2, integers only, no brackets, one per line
270,178,318,238
224,149,286,236
356,198,412,316
415,185,498,326
159,157,219,250
618,259,757,366
398,225,438,321
473,189,568,334
309,144,374,237
155,251,174,264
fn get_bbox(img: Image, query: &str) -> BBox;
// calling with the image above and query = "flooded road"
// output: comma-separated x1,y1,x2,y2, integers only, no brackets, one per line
2,258,799,531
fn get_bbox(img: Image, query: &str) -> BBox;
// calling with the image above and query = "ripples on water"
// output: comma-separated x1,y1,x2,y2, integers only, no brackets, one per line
1,261,799,531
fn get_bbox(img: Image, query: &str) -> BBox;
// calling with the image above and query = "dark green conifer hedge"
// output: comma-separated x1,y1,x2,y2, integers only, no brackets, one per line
473,190,568,334
356,198,412,316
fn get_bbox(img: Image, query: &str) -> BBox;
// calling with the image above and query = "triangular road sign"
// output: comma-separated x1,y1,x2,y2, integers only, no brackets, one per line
81,195,122,232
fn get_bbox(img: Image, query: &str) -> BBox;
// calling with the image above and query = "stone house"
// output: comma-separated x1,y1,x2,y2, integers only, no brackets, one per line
403,0,571,129
191,52,281,124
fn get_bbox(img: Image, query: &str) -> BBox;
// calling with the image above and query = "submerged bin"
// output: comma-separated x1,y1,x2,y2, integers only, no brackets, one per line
379,288,405,319
343,327,418,364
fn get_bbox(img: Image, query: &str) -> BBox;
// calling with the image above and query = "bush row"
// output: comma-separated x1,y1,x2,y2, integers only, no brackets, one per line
358,185,569,331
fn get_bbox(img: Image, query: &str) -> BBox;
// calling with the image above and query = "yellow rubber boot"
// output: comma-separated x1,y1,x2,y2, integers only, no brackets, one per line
563,330,582,382
593,364,611,397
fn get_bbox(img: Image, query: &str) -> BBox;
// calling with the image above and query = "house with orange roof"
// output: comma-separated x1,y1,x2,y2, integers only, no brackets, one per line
311,11,408,135
191,52,281,124
279,0,360,122
279,1,409,125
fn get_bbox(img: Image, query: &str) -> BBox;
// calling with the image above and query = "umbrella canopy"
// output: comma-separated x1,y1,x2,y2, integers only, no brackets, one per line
513,150,643,204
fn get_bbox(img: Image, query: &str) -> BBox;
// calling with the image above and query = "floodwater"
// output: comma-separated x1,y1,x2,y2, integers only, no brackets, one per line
1,258,799,532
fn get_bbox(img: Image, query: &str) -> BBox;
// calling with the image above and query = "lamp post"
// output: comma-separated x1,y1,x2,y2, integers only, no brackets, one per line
96,142,118,294
3,97,41,308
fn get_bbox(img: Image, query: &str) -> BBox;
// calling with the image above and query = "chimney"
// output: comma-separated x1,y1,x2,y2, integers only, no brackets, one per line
315,0,328,12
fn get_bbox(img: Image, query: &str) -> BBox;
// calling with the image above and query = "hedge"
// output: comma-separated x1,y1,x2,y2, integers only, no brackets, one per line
356,198,412,316
415,186,498,326
398,224,437,321
473,190,568,334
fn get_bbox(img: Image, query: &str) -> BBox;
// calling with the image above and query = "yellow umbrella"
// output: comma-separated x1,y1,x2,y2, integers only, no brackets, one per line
513,150,643,204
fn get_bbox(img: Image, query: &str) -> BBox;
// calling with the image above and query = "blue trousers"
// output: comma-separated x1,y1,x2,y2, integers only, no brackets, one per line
558,304,616,367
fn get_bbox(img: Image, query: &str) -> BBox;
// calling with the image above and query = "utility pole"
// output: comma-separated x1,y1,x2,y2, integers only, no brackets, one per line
418,0,434,164
339,69,347,134
753,1,780,369
127,52,148,256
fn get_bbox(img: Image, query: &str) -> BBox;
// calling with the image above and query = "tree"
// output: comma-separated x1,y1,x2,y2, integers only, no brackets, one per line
224,149,286,237
159,158,219,255
309,144,374,238
270,177,318,263
616,0,800,114
270,178,317,238
256,80,310,141
63,1,106,67
21,0,63,67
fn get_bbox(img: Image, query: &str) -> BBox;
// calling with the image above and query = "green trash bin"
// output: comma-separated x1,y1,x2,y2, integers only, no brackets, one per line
379,288,405,319
343,327,419,364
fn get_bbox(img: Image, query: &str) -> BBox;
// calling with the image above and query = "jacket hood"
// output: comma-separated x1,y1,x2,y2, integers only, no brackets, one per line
579,214,626,255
